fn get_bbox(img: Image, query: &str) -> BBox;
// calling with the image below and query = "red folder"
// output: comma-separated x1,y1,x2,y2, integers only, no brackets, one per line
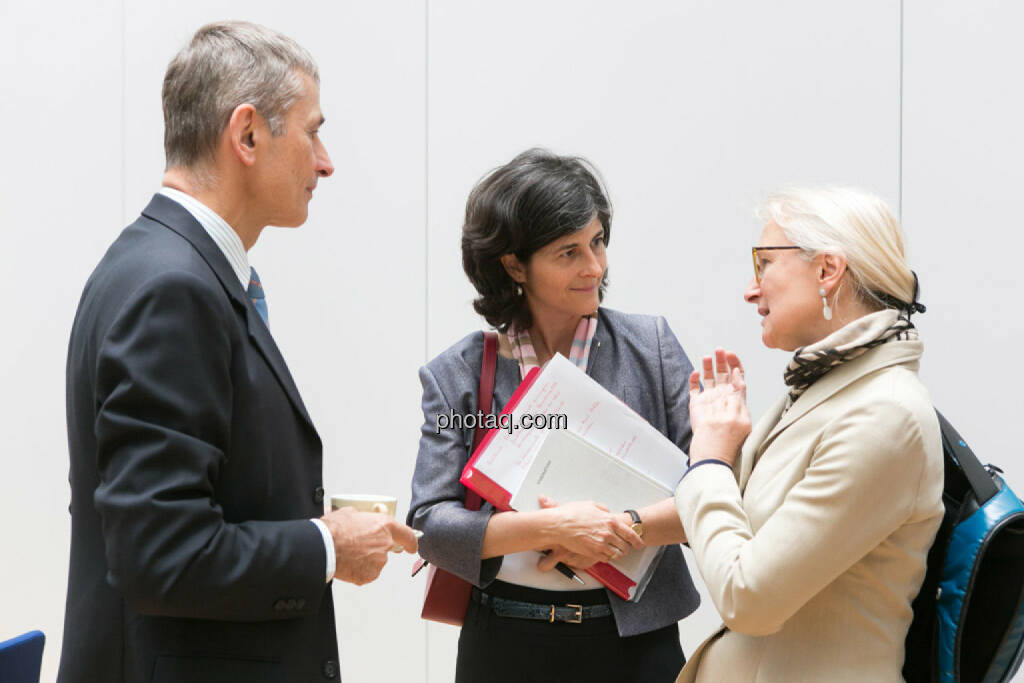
459,367,638,601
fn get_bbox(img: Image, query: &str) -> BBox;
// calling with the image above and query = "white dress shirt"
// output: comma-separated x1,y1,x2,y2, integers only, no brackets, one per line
158,187,336,583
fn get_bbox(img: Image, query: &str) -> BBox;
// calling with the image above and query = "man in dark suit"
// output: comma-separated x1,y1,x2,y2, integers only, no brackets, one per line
59,21,416,682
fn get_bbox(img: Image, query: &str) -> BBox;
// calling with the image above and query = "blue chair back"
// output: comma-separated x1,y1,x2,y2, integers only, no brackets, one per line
0,631,45,683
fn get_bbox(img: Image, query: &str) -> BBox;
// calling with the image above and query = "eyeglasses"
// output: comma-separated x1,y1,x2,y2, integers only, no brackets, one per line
751,246,801,283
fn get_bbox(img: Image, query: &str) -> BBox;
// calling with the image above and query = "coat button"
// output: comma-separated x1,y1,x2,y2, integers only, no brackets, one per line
313,486,325,505
322,660,338,679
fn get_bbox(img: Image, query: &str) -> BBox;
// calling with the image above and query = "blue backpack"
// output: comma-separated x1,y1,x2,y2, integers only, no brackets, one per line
903,411,1024,683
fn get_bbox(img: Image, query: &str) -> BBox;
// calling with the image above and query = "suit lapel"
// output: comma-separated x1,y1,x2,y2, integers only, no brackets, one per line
737,395,787,491
141,194,317,431
242,304,316,428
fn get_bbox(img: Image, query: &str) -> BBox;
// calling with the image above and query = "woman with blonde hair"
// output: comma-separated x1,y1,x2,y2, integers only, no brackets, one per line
670,187,943,682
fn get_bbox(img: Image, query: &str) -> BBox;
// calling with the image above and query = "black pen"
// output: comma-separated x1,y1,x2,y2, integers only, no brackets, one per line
541,550,585,585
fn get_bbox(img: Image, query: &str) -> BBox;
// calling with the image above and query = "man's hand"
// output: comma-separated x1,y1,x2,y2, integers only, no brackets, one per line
320,508,419,585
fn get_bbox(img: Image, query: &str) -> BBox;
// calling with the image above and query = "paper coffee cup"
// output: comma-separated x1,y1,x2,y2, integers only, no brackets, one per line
329,494,421,552
330,494,398,517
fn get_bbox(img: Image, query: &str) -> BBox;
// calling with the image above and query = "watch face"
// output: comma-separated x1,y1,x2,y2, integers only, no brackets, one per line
631,522,644,538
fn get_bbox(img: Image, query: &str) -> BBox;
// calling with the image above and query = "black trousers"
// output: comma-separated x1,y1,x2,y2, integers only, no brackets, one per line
455,581,684,683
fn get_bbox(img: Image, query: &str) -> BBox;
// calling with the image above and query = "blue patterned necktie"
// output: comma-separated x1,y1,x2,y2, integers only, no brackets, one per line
248,267,269,327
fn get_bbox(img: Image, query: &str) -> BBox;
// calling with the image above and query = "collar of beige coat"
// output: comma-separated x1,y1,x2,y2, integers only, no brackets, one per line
736,339,924,491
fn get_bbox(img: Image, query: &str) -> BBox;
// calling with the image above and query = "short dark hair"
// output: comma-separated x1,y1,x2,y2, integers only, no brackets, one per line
461,148,613,331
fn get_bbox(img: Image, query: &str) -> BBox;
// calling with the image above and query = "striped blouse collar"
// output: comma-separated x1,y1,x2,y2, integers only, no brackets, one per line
506,314,599,380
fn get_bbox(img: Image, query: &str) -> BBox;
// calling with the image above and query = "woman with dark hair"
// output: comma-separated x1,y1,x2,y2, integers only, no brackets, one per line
408,148,701,682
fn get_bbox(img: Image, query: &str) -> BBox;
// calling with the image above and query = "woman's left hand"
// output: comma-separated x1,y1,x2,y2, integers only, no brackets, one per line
688,348,751,467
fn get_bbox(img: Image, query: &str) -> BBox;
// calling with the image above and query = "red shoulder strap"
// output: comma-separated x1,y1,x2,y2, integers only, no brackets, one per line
465,331,498,511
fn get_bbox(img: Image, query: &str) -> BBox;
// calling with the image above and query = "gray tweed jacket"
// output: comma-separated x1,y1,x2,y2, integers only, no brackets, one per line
408,307,701,637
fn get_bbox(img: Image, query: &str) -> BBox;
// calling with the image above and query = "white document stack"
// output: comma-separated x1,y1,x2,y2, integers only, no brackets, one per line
460,353,690,601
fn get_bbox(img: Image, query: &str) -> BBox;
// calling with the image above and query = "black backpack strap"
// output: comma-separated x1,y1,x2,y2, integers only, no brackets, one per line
935,409,999,505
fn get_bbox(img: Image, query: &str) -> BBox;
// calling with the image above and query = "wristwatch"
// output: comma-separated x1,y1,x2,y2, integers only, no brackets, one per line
625,509,644,538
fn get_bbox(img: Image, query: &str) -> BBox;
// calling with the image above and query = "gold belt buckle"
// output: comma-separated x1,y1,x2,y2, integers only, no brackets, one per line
549,603,585,623
566,604,583,624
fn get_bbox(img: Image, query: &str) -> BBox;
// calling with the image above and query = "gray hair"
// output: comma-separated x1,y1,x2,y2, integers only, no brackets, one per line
162,21,320,170
756,187,916,310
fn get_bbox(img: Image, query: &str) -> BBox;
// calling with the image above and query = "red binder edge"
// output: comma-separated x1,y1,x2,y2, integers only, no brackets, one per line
459,365,543,508
460,468,513,512
458,364,640,602
584,562,637,601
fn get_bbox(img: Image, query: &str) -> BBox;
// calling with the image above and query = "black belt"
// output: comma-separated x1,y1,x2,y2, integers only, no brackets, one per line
474,589,612,624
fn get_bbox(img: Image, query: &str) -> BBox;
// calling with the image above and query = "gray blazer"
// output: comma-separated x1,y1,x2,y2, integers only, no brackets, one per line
408,307,701,637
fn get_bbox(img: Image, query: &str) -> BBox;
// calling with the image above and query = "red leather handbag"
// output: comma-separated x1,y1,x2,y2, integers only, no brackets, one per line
416,330,498,626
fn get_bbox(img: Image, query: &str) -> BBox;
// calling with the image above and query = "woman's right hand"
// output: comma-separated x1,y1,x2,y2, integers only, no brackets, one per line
537,495,644,563
688,348,751,467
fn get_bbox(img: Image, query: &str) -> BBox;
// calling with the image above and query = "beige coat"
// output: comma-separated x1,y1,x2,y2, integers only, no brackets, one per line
675,340,944,683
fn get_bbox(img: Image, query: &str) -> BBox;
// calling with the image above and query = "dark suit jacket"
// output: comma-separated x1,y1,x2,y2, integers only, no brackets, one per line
59,194,339,683
408,308,702,638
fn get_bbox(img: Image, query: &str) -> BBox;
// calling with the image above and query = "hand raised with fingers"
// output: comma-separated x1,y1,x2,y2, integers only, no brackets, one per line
687,348,751,467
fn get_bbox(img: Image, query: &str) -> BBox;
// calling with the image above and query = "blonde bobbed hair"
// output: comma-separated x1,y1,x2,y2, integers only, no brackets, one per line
756,187,917,310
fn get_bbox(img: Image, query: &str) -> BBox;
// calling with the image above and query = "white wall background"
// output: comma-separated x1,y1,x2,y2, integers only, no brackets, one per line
1,1,1021,681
